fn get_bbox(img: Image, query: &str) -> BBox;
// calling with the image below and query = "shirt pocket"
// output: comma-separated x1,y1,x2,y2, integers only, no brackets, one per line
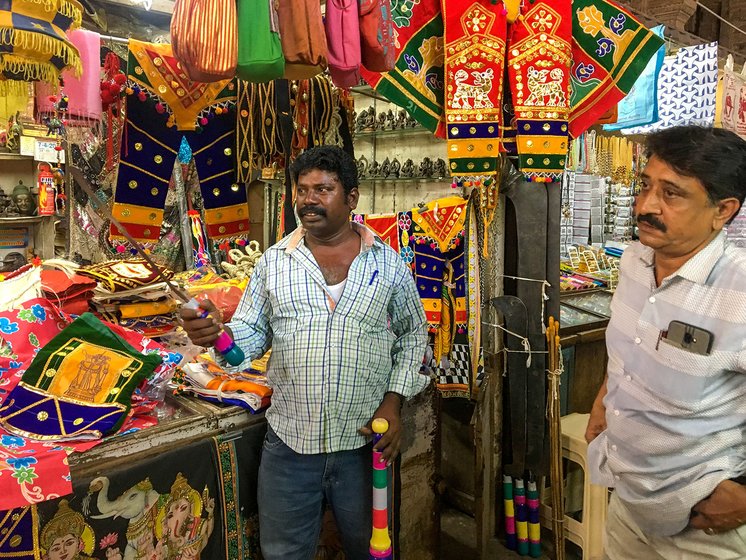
347,273,394,331
650,339,717,404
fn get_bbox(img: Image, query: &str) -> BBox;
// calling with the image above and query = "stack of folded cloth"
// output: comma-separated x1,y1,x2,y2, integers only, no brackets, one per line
178,354,272,413
41,269,97,315
76,258,180,339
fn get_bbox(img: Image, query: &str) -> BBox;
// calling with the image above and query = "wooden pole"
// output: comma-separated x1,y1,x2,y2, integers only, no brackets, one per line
546,317,565,560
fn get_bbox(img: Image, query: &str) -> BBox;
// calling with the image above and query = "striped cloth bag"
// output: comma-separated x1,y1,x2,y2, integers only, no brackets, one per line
171,0,237,82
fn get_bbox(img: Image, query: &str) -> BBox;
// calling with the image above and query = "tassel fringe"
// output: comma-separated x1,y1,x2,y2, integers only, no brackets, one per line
1,55,62,85
0,79,31,97
0,29,82,82
0,28,82,72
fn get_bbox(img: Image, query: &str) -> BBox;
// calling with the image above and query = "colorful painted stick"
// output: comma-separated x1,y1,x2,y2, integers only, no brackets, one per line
527,480,542,558
370,418,392,560
515,478,529,556
503,474,518,551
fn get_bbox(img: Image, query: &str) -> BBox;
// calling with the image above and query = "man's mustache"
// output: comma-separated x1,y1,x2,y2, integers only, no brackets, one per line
637,214,667,232
298,206,327,217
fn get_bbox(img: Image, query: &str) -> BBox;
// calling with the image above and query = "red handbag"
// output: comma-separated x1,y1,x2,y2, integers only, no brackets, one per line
359,0,395,72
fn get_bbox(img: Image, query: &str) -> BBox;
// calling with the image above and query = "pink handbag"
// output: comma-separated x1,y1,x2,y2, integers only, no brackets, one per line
325,0,362,87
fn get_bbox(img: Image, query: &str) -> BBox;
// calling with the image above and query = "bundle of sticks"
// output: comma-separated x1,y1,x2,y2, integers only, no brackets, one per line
546,316,565,560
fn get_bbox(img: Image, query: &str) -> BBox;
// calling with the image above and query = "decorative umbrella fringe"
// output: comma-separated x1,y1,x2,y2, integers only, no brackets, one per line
0,55,67,85
0,28,82,76
16,0,83,28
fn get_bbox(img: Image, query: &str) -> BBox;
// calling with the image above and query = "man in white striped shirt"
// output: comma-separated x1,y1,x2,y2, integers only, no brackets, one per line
585,126,746,559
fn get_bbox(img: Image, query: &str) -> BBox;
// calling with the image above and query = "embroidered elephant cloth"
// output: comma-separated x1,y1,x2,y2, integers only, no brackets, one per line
507,0,572,180
443,0,507,177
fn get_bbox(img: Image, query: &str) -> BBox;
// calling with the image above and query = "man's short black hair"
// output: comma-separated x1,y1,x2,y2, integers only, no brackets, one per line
290,146,359,195
645,126,746,221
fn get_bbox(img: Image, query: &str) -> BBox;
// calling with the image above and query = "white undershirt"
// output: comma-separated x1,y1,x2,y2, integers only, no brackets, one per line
326,279,347,303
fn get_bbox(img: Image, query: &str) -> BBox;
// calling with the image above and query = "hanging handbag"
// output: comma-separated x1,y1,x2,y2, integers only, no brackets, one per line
236,0,285,83
276,0,328,80
171,0,237,82
359,0,395,72
325,0,362,88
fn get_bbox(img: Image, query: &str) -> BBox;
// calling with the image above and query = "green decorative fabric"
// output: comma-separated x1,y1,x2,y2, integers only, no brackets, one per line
569,0,664,137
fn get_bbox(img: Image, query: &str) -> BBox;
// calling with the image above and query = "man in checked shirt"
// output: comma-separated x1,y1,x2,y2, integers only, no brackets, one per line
585,126,746,559
180,145,429,560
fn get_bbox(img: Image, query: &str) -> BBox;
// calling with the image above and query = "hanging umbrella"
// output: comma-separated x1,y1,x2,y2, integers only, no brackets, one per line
0,0,82,88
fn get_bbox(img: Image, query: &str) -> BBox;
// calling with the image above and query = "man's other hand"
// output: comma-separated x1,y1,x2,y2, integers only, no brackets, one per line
585,401,607,444
359,392,402,466
690,480,746,534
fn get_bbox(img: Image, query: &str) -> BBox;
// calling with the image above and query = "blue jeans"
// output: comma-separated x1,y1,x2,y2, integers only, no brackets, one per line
258,426,373,560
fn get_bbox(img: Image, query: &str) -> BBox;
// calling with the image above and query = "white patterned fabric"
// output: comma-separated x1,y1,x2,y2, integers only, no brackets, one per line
622,42,718,135
720,54,746,140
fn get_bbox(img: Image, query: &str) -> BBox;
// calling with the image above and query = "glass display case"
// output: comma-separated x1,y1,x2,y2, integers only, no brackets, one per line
562,290,614,317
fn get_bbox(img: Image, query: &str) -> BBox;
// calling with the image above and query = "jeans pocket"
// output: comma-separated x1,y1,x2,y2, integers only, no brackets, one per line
263,425,285,451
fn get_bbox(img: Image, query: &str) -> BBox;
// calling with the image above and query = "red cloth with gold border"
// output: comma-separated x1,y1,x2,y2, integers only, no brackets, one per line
507,0,572,181
443,0,507,178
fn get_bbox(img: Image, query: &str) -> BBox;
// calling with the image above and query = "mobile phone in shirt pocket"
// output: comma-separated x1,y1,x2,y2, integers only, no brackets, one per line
662,320,714,356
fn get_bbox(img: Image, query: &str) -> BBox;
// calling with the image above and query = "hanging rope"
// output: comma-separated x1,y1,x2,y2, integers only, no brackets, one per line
695,2,746,39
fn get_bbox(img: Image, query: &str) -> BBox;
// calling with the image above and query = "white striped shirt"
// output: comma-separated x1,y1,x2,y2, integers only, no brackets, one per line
588,232,746,536
225,223,429,454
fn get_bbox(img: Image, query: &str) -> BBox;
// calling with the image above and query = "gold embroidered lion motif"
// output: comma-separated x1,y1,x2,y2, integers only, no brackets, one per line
524,66,567,107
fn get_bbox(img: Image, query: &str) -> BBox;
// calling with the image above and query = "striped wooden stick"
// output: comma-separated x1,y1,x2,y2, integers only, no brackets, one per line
370,418,392,560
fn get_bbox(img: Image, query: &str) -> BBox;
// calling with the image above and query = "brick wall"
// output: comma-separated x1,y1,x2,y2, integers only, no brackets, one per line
722,0,746,55
646,0,698,31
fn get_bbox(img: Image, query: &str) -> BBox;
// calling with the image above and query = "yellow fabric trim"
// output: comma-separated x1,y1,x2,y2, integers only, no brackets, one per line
192,130,234,155
119,300,177,319
199,169,233,184
434,290,452,363
112,203,164,225
0,54,65,85
448,138,500,158
412,196,467,253
15,0,82,28
380,73,443,121
126,119,178,154
0,382,126,439
204,203,249,225
119,160,171,184
109,232,157,243
129,39,231,130
517,135,568,154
